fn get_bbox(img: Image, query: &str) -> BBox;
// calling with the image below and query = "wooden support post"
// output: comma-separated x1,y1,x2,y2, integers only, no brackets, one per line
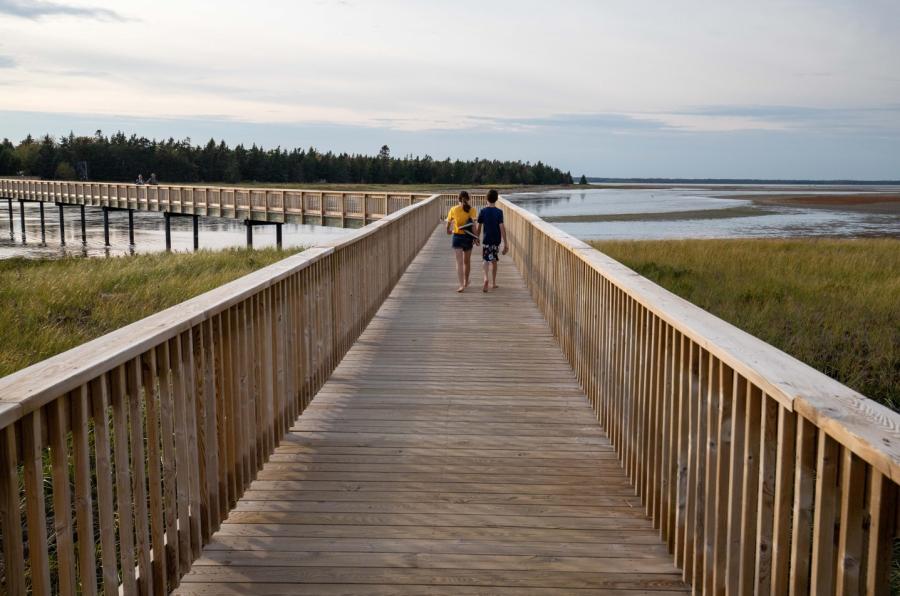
39,201,46,242
58,202,65,246
245,220,253,247
165,212,172,251
6,197,12,234
18,199,25,241
128,208,135,245
276,222,283,248
103,206,110,246
193,214,199,250
80,204,86,244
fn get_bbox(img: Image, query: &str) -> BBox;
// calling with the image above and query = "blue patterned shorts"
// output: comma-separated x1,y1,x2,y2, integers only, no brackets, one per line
482,244,500,262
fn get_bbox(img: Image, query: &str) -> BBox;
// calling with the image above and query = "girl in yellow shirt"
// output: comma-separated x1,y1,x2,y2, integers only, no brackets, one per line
446,191,478,292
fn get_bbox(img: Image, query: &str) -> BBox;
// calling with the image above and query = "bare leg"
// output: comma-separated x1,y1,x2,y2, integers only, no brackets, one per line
491,261,499,288
482,261,490,292
463,250,472,287
454,249,465,292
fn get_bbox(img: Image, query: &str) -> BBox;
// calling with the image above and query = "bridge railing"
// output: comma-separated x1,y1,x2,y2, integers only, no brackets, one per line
500,197,899,596
0,194,442,595
0,178,433,226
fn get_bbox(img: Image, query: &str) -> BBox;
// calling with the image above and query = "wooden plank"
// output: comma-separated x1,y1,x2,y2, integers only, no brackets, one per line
22,410,51,595
71,386,98,596
48,395,77,596
127,357,153,595
789,416,817,596
141,349,167,594
810,430,840,595
835,447,866,596
864,470,897,596
177,228,686,593
111,365,137,594
754,393,779,595
156,342,180,589
737,383,763,593
90,375,120,596
769,405,796,596
0,424,25,595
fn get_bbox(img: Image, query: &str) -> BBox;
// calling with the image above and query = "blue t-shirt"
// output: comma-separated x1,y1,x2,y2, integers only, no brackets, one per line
477,206,504,245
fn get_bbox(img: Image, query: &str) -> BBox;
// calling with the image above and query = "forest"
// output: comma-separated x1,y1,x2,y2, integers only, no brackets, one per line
0,132,573,186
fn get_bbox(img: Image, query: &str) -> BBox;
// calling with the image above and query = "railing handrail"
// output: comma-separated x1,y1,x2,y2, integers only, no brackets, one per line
0,195,442,431
499,197,900,482
0,177,436,198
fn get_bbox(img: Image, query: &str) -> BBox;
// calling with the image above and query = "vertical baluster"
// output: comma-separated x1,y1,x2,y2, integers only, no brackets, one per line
23,410,51,595
754,395,779,595
127,358,153,595
141,349,167,594
111,366,138,594
48,396,77,595
155,342,180,588
810,430,840,594
835,448,866,595
789,416,817,595
864,471,897,595
0,424,25,595
171,336,193,574
90,375,120,596
770,405,797,595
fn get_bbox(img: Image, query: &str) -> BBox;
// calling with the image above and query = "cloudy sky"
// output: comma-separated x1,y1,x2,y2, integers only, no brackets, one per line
1,0,899,178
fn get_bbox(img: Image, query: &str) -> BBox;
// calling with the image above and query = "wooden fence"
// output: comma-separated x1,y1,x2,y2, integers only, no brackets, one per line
500,197,899,596
0,178,434,227
0,195,442,595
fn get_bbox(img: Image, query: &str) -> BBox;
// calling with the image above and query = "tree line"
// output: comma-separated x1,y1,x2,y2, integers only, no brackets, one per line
0,132,574,186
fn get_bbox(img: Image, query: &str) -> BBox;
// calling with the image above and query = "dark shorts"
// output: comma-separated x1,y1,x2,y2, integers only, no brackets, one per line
451,234,474,251
482,244,500,262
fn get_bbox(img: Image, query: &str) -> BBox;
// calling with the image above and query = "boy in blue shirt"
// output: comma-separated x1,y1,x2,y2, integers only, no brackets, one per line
476,189,508,292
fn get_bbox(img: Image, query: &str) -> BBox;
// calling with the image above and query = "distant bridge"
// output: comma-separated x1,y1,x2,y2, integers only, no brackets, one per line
0,177,447,248
0,191,897,595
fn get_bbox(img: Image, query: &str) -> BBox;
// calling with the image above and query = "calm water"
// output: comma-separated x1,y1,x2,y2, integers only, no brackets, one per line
510,185,900,240
0,202,351,259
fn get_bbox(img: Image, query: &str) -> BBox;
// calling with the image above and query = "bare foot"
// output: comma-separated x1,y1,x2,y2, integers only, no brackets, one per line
482,280,489,292
491,284,499,289
456,286,465,293
464,279,470,288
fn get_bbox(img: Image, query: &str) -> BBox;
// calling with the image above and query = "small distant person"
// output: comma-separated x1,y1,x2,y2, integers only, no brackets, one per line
148,173,158,185
476,189,508,292
136,174,144,185
446,191,479,293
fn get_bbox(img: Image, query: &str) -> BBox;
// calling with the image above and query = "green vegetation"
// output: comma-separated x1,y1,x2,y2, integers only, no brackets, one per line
0,248,299,377
0,133,573,185
590,238,900,411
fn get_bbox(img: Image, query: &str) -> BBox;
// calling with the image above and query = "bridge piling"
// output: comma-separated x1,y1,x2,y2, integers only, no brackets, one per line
164,212,172,250
128,209,135,245
39,201,46,243
6,197,11,236
192,214,199,250
57,203,65,245
18,199,25,242
103,207,110,246
80,204,86,244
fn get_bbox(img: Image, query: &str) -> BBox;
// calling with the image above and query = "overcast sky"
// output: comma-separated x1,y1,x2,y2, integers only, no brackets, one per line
1,0,899,178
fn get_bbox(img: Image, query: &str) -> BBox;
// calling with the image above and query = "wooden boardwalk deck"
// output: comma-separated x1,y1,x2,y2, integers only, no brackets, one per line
176,230,688,595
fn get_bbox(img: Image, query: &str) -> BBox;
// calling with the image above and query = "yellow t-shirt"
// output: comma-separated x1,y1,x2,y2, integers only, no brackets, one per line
447,204,477,235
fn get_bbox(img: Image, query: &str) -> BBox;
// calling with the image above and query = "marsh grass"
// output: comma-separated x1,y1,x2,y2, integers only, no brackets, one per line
590,238,900,411
0,248,300,377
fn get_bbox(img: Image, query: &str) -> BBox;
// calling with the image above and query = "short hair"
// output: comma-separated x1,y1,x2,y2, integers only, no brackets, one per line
486,189,499,203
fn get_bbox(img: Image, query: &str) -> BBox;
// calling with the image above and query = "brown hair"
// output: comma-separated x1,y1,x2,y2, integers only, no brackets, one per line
458,190,471,213
487,189,499,203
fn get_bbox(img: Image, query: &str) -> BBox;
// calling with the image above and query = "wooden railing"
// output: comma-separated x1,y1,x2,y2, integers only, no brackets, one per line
500,197,899,596
0,178,434,226
0,195,442,595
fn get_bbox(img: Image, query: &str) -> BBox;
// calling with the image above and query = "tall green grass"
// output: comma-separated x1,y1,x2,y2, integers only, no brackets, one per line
590,238,900,411
0,248,300,377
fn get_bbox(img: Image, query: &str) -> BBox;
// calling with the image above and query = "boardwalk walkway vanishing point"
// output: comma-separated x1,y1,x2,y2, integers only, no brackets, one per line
176,230,690,594
2,192,897,595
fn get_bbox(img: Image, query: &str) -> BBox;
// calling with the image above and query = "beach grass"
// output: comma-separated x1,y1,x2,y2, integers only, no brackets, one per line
590,238,900,411
0,248,300,377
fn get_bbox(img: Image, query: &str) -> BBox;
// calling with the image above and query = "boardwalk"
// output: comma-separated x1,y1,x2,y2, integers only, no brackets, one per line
175,229,687,595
